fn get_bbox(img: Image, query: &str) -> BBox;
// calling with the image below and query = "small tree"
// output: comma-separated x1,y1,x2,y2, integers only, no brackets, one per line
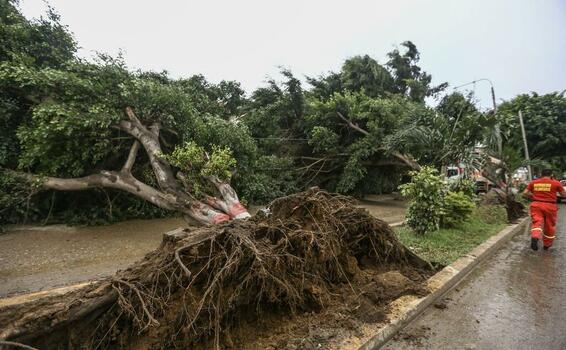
400,166,444,234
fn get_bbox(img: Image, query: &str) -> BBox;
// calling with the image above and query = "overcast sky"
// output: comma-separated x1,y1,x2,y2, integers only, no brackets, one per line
19,0,566,109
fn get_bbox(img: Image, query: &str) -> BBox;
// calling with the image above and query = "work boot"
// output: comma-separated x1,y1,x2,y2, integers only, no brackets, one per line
531,237,539,251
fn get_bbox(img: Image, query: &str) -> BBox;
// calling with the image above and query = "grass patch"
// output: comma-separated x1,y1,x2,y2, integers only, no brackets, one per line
395,206,507,267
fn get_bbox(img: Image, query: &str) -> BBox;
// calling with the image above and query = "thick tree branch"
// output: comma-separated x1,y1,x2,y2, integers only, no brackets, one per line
125,106,142,124
16,171,177,211
122,141,140,173
336,112,421,171
177,172,248,220
118,108,179,193
385,149,421,171
13,170,230,225
337,111,369,136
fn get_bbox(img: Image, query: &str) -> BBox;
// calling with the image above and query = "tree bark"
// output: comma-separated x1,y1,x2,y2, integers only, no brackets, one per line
18,171,176,212
207,176,250,219
122,141,140,173
120,108,180,193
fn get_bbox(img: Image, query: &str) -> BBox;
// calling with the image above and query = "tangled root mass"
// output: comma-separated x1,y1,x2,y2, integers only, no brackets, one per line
1,188,431,349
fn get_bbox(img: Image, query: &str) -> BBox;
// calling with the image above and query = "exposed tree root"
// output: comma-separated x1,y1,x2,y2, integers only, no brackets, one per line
0,188,431,349
481,188,526,222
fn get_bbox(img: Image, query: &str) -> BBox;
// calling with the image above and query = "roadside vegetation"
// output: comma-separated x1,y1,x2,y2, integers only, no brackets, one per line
395,206,507,267
396,165,512,267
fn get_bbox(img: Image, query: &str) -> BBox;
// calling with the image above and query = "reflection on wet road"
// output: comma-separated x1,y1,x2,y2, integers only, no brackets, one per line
383,204,566,350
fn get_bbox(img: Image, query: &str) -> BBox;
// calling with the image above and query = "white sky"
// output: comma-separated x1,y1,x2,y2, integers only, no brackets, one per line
19,0,566,109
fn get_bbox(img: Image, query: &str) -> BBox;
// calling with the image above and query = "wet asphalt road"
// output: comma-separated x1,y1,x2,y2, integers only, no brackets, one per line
383,203,566,350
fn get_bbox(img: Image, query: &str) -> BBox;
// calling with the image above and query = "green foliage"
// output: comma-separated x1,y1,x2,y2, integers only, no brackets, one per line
308,126,339,153
386,41,447,102
440,191,475,228
305,92,424,193
448,178,475,198
307,43,446,103
174,74,247,119
386,92,490,168
399,166,445,234
243,69,306,157
0,0,76,171
0,170,35,225
235,155,299,204
339,55,393,98
499,92,566,172
0,0,77,68
163,142,237,196
202,147,236,180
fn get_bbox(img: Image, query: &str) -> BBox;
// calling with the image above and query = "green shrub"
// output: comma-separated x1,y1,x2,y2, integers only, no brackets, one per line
449,178,475,198
441,191,475,228
399,166,444,235
0,171,41,226
474,204,507,225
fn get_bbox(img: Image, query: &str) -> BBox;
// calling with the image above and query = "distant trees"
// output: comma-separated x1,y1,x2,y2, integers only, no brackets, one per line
498,92,566,172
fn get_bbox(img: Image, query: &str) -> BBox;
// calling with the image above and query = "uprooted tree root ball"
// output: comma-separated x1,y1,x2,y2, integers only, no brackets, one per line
0,188,433,349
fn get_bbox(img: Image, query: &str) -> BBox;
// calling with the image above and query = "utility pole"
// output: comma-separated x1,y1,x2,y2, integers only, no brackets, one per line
518,110,532,181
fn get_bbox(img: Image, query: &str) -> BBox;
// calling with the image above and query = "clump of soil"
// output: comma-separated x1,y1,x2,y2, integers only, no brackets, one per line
394,325,432,347
0,188,432,349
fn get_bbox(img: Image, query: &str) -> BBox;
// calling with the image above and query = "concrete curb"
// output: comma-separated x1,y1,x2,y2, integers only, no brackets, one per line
359,217,530,350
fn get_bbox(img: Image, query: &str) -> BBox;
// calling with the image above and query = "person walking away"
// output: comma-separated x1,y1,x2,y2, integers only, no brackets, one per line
523,169,566,250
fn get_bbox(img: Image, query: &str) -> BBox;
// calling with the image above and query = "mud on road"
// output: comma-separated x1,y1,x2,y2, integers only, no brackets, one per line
0,195,406,298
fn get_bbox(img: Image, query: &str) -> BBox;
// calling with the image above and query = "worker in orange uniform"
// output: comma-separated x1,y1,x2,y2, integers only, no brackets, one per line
523,169,566,250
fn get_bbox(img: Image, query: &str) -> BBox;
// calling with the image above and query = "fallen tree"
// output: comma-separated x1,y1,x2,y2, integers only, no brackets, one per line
0,189,432,349
12,107,250,225
1,51,262,226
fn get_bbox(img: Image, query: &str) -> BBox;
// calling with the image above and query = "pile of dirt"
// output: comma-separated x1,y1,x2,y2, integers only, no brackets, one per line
0,188,432,349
